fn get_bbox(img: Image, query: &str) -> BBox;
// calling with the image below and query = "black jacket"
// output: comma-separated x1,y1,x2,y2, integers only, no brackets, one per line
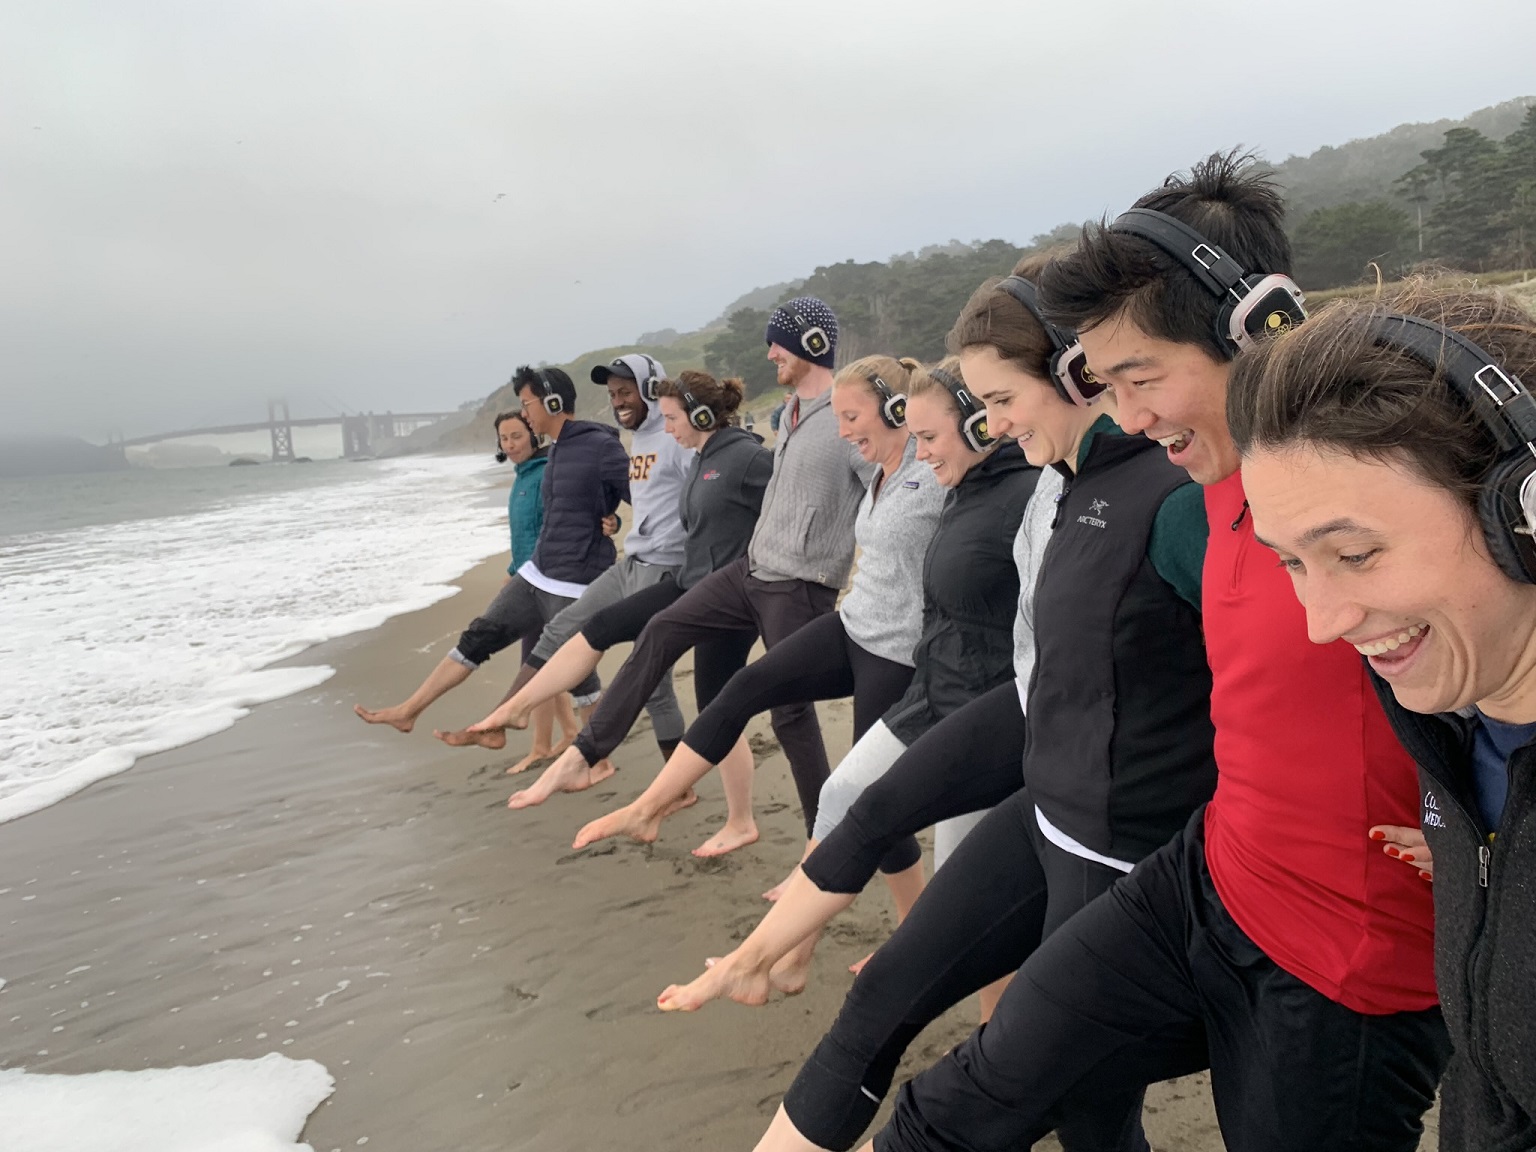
1372,677,1536,1152
881,441,1040,745
1024,430,1215,861
529,420,631,586
675,426,775,590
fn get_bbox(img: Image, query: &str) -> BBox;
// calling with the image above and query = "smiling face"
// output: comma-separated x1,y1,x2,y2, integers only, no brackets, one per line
831,379,903,464
906,389,981,488
658,395,707,449
606,377,647,430
768,343,811,390
1243,442,1536,718
497,415,534,463
960,346,1089,469
1076,312,1235,484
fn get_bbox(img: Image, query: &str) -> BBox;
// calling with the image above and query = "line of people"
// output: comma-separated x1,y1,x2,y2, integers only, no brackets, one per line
355,149,1536,1152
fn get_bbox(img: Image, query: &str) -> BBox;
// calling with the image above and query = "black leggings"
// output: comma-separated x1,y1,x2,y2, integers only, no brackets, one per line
868,808,1450,1152
804,680,1027,893
578,578,758,714
784,788,1147,1152
680,611,914,837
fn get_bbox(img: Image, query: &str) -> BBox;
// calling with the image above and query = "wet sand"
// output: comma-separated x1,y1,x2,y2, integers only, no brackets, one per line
0,557,1431,1150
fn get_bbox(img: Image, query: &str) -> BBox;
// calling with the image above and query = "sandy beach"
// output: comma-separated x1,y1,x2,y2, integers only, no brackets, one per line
1,554,1435,1151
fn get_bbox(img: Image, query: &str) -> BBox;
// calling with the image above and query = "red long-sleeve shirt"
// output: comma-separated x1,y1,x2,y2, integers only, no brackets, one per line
1202,473,1437,1014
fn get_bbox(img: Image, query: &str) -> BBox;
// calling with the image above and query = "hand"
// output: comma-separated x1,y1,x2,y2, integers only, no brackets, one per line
601,514,620,537
1369,824,1433,881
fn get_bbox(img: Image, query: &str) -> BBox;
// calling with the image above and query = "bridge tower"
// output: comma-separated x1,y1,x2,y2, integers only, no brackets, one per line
268,400,295,461
341,414,372,459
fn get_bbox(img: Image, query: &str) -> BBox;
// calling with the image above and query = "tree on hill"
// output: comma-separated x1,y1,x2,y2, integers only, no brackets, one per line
1292,201,1413,288
704,307,778,397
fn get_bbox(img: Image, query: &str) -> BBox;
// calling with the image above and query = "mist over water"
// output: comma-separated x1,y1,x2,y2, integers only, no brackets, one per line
0,455,509,823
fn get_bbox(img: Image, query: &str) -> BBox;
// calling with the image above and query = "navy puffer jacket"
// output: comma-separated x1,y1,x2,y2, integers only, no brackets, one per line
529,420,630,586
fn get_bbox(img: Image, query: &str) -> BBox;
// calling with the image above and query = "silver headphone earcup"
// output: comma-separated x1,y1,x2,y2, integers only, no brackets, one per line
1479,454,1536,584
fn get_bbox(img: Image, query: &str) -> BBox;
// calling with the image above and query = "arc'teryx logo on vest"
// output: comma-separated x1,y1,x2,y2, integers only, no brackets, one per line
1423,789,1446,829
1078,497,1109,530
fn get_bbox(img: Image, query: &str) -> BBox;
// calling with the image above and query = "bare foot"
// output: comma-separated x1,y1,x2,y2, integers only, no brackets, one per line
848,951,873,975
507,749,615,810
504,745,553,776
353,704,414,733
571,789,696,849
659,788,699,818
657,949,774,1012
767,948,812,996
692,820,760,858
762,874,794,902
432,726,508,750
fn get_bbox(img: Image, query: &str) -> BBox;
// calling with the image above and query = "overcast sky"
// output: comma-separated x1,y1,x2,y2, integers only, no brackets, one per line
4,0,1535,440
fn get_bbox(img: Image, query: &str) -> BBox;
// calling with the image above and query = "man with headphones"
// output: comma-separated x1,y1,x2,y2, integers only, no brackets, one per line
355,364,630,734
437,353,697,762
849,155,1449,1152
500,296,879,817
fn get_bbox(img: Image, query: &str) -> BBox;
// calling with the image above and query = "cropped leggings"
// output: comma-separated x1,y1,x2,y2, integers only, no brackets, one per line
572,557,839,790
579,577,758,714
679,610,915,838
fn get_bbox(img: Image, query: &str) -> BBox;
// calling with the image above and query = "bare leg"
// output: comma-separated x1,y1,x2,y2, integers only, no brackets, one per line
492,698,561,775
847,860,925,974
753,1104,834,1152
571,740,718,849
692,736,759,858
553,692,580,751
507,746,615,810
763,839,814,901
354,655,470,733
656,864,855,1012
977,972,1013,1024
471,635,604,733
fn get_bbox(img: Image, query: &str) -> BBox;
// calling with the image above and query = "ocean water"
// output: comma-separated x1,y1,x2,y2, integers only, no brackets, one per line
0,455,509,824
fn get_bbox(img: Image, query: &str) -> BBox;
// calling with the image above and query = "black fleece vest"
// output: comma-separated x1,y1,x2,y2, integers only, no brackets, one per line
1024,432,1215,861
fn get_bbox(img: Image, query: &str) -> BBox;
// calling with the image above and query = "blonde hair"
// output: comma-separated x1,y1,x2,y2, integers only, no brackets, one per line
833,355,920,401
905,355,967,415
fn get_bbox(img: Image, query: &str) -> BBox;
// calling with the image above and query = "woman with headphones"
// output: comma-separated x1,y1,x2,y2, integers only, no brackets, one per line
686,261,1216,1152
556,356,950,876
1227,279,1536,1152
458,372,771,851
578,356,1038,987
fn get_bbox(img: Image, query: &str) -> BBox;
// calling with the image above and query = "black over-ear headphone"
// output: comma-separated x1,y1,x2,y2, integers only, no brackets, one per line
1370,313,1536,584
1110,208,1308,358
637,354,663,402
929,367,993,452
868,372,907,428
680,386,717,432
997,276,1105,406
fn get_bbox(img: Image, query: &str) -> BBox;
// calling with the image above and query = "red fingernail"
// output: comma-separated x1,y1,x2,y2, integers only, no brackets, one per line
1386,846,1400,857
1419,871,1433,881
1401,853,1416,863
1370,830,1386,841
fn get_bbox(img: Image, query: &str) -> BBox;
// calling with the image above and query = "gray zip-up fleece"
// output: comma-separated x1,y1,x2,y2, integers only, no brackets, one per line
748,387,876,588
838,438,946,665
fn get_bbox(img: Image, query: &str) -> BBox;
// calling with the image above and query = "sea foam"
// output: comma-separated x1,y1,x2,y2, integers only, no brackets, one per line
0,1053,334,1152
0,455,507,823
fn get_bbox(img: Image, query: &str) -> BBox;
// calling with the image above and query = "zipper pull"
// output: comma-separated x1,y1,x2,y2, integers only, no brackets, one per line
1230,500,1249,531
1479,844,1490,888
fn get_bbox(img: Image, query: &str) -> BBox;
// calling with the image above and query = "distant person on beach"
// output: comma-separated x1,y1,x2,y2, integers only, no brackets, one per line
494,408,582,773
556,356,949,878
1228,280,1536,1152
354,366,629,733
769,389,792,433
488,298,879,815
789,155,1447,1152
435,353,696,768
448,370,773,854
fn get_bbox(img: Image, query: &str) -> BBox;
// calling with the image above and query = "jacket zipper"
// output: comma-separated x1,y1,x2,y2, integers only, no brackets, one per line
1479,843,1490,887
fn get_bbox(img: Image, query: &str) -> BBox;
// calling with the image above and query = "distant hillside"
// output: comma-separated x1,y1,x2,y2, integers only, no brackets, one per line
425,96,1536,453
1,436,129,477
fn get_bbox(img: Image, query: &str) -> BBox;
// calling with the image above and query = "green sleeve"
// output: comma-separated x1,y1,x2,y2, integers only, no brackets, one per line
1146,482,1207,609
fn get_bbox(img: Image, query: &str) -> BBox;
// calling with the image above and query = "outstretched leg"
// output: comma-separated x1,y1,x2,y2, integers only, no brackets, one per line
355,655,471,733
507,745,617,809
692,735,759,858
571,740,717,847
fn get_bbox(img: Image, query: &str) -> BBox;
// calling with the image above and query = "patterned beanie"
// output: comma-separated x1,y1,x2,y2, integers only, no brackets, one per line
765,296,839,369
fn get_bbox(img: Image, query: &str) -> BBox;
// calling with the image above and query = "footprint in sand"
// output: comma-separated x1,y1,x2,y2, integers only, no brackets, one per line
614,1062,796,1116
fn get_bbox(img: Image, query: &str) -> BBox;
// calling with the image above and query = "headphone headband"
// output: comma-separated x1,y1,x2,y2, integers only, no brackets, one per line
867,371,907,429
930,367,993,451
636,354,663,401
1107,207,1308,356
997,276,1104,406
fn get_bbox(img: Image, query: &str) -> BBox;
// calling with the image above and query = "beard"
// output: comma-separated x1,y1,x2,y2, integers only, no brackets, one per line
776,355,811,388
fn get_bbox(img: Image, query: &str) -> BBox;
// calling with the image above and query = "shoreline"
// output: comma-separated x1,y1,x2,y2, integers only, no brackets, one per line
1,554,1278,1150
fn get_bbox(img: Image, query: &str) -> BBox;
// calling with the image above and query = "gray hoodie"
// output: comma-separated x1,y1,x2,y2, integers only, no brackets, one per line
622,400,694,567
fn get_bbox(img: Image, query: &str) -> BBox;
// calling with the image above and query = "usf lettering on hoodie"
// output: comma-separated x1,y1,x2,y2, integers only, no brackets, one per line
622,400,694,568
